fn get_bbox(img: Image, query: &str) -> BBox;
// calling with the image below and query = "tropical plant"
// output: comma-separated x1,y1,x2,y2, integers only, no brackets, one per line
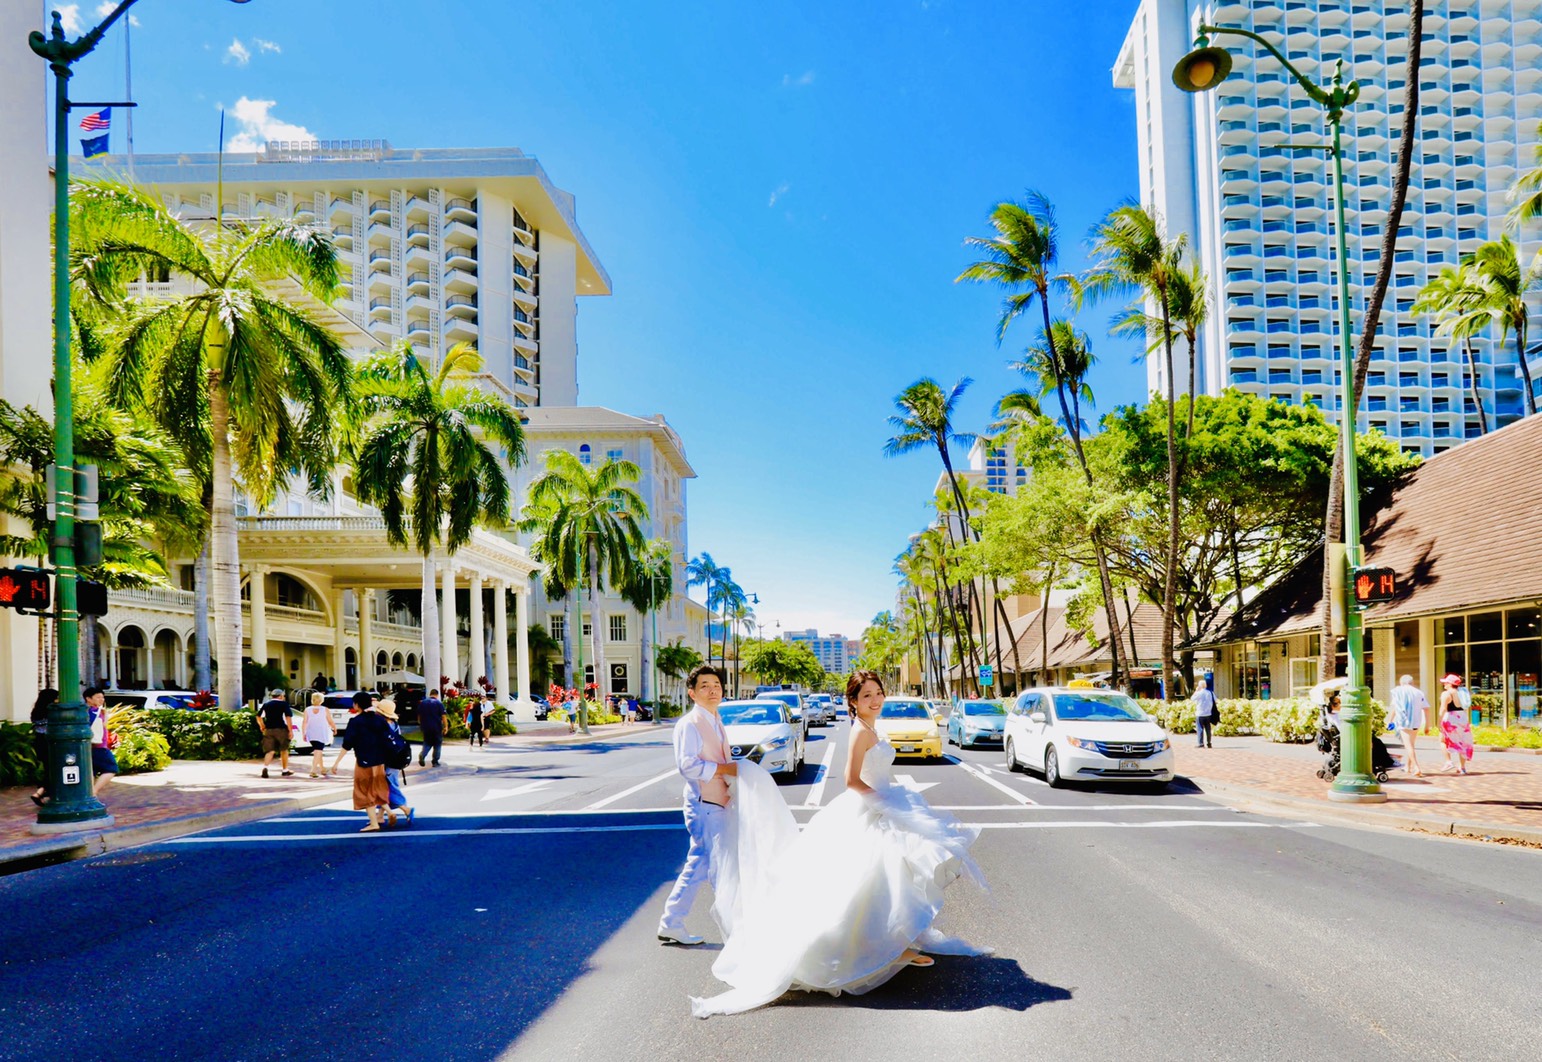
622,538,674,714
957,191,1127,685
854,611,905,690
710,573,746,678
350,340,524,699
655,639,703,707
1465,235,1538,416
1413,263,1491,435
685,551,727,667
519,452,647,733
740,637,823,690
1085,201,1188,698
71,178,352,711
522,622,561,699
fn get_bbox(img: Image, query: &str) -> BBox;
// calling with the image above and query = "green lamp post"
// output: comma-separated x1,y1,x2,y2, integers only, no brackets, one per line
1174,25,1385,803
27,0,253,833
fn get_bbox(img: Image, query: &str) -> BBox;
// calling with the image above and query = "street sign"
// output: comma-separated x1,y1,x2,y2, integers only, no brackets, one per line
0,568,50,614
1352,566,1396,607
979,664,994,687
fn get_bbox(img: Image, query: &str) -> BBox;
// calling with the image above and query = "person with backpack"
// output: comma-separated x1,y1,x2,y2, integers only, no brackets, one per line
376,699,415,827
466,697,487,747
1438,673,1476,775
340,697,393,832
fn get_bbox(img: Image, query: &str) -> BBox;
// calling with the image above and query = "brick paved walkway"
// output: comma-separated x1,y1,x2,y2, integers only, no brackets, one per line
1176,735,1542,833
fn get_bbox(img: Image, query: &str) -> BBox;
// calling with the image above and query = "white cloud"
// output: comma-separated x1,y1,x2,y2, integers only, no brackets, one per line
224,97,316,153
254,38,280,54
225,38,250,65
768,181,790,207
57,5,82,34
780,70,816,88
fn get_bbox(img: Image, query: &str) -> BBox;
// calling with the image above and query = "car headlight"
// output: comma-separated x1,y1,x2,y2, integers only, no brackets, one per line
1154,738,1170,751
1065,736,1098,750
761,735,790,751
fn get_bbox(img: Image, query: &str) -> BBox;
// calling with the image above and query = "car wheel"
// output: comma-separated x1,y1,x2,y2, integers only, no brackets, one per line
1045,747,1065,788
1005,739,1021,773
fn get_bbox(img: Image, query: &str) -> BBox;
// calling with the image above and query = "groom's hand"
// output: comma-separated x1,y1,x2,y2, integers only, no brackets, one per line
716,761,738,777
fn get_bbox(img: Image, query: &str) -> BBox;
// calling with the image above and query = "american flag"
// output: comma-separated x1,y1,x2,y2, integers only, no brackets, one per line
79,108,111,132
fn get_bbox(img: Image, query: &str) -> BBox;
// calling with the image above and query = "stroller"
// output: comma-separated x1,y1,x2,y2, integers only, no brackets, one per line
1312,687,1396,783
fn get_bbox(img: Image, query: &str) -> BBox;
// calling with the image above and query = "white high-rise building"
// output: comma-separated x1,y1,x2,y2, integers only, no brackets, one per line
784,629,853,676
92,143,610,409
1116,0,1542,455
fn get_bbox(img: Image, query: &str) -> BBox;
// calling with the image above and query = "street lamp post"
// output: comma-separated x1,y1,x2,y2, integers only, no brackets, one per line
1174,25,1384,803
27,0,253,832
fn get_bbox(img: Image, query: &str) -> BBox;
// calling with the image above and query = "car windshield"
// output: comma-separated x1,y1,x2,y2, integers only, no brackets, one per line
880,701,930,720
1051,692,1147,722
962,700,1005,716
719,703,783,726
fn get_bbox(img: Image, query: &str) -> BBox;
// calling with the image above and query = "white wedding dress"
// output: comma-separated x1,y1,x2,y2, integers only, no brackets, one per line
690,735,990,1018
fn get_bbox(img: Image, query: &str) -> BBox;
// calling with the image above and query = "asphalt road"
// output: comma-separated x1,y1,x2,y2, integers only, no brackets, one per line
2,714,1540,1061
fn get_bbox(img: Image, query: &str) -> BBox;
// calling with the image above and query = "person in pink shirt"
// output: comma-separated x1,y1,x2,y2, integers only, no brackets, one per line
1438,673,1476,775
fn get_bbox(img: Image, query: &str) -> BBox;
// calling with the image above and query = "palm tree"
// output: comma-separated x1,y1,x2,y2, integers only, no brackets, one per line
727,599,755,696
520,452,648,733
1414,263,1491,434
958,192,1125,686
1508,119,1542,229
685,551,726,666
72,179,352,711
1466,235,1539,416
350,341,524,701
656,639,703,709
711,574,746,675
622,538,674,719
1085,203,1188,698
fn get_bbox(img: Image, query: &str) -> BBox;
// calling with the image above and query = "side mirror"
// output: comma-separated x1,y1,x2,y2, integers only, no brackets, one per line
1029,711,1046,724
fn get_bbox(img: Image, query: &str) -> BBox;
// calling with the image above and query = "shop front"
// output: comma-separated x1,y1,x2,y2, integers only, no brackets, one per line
1434,607,1541,728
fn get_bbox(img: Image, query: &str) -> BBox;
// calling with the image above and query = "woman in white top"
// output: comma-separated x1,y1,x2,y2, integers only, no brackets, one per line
302,692,336,778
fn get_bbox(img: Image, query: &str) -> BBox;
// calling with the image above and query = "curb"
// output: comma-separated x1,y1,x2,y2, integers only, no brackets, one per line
1184,775,1542,848
0,764,480,874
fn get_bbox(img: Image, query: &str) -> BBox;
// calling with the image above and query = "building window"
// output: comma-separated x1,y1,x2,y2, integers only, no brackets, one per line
606,448,624,463
578,443,592,465
1436,608,1542,728
550,615,565,641
582,619,592,638
609,615,627,642
609,662,629,695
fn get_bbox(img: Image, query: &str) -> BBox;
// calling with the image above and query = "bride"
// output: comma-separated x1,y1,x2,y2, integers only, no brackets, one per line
690,670,989,1018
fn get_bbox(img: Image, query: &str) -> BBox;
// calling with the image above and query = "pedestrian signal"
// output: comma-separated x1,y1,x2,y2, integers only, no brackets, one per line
0,568,51,613
1352,567,1396,607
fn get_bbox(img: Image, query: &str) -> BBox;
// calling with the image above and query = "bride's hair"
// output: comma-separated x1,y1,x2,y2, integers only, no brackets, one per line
846,669,883,707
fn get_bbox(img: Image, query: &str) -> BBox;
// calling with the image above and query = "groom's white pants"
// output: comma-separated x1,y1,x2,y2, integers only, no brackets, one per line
659,798,726,931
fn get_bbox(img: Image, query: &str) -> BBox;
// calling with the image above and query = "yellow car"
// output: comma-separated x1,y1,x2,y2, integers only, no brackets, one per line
877,697,944,760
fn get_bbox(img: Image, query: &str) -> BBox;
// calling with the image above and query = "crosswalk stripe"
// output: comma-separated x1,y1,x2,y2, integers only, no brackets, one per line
950,758,1037,805
802,741,840,807
583,767,678,810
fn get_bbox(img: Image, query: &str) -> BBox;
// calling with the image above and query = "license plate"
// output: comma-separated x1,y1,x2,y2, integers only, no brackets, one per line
1118,759,1139,771
899,745,916,753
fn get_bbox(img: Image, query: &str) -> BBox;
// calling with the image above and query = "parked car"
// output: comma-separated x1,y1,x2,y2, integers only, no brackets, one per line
321,691,375,733
754,689,808,738
1003,687,1174,788
102,690,214,712
947,698,1007,748
533,696,552,721
720,699,805,782
877,697,944,760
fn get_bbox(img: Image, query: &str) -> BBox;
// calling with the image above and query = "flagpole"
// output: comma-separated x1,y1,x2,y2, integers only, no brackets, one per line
124,14,134,179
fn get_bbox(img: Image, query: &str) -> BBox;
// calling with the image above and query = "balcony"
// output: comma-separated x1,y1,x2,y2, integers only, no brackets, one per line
511,241,538,266
444,316,478,344
405,242,432,267
406,223,431,246
512,331,538,353
445,197,477,223
444,245,477,270
444,266,477,294
368,297,392,320
406,194,431,218
406,271,430,292
405,320,432,342
329,197,352,218
369,200,391,221
445,294,478,319
443,219,478,246
512,288,538,313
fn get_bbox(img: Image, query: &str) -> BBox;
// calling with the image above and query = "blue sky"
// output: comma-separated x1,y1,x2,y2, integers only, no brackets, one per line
54,0,1150,639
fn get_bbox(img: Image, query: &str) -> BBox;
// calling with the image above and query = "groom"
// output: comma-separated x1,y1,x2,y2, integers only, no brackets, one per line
657,663,737,946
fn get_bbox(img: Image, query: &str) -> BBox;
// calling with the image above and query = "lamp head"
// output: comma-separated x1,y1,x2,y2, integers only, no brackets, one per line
1172,43,1233,93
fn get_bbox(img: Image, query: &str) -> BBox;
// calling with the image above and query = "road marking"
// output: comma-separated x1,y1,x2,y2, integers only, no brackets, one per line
893,773,941,794
975,762,1048,787
950,758,1036,805
169,823,686,844
969,820,1322,830
802,742,840,807
929,804,1234,812
479,780,554,802
584,767,678,810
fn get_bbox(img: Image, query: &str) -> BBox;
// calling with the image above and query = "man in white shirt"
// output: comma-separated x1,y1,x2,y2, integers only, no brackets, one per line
657,664,737,946
1389,674,1431,776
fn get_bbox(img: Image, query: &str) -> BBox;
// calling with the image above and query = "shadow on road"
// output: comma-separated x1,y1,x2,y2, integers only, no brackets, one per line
781,955,1072,1013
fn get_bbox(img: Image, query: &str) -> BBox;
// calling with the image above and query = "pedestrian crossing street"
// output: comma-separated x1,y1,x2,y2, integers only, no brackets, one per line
167,718,1325,846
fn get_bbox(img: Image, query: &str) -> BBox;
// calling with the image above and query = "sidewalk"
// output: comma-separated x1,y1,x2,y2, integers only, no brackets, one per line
1175,735,1542,846
0,719,669,872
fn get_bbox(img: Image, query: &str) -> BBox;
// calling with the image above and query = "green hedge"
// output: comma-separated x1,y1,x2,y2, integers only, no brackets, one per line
0,721,41,787
1472,725,1542,749
140,708,264,760
113,730,172,774
1136,696,1387,744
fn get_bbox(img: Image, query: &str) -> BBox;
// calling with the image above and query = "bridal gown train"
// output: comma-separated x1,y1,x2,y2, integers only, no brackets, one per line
690,735,990,1018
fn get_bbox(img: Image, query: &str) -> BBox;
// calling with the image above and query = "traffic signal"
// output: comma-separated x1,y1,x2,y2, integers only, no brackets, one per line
77,579,109,617
1352,566,1396,607
0,568,51,613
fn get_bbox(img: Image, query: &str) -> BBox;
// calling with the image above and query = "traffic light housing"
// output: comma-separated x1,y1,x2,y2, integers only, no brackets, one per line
0,568,51,614
77,579,108,617
1352,566,1396,607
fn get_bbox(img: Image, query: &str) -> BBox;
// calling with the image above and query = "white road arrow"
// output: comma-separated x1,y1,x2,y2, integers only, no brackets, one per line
893,773,940,794
479,780,554,802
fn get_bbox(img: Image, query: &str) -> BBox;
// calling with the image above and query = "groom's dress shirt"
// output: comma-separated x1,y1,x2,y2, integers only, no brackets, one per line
675,706,731,806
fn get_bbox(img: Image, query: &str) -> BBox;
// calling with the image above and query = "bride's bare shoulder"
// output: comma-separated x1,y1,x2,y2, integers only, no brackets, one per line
848,725,878,752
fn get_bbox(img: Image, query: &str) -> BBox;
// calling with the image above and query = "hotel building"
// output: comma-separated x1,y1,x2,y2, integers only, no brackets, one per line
784,629,855,676
1115,0,1542,455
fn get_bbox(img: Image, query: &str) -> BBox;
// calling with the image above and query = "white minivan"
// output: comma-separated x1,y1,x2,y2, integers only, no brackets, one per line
1003,687,1174,788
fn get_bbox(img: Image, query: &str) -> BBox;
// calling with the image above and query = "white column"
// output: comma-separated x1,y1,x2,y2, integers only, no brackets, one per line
513,584,534,721
358,588,373,690
332,589,348,691
441,564,459,687
493,580,511,710
469,571,486,688
145,633,156,690
249,565,268,667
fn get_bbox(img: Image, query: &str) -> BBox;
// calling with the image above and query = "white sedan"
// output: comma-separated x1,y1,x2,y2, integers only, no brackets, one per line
1003,687,1174,788
720,699,805,782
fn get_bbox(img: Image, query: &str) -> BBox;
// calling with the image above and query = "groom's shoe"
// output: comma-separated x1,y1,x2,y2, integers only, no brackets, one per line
657,926,705,946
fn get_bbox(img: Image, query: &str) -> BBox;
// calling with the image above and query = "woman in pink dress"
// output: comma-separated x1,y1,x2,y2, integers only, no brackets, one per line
1438,674,1476,775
